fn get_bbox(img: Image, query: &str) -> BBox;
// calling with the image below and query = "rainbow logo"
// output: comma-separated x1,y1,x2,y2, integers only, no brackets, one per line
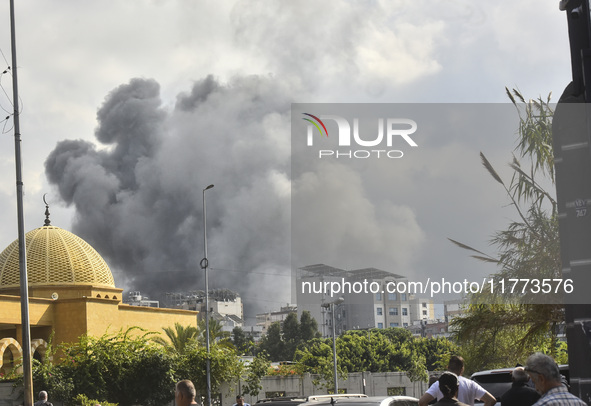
302,113,329,138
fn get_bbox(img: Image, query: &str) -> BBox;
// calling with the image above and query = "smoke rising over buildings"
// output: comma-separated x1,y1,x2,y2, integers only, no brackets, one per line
43,74,429,319
45,75,293,317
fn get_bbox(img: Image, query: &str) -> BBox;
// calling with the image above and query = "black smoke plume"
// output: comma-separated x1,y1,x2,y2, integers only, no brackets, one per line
45,75,293,319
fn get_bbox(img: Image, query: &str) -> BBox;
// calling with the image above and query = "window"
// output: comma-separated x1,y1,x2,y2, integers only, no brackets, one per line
422,310,427,316
376,292,382,301
403,323,408,327
422,302,427,308
390,322,399,327
377,307,383,315
388,292,397,301
401,293,407,301
378,322,384,329
402,308,408,316
389,307,398,316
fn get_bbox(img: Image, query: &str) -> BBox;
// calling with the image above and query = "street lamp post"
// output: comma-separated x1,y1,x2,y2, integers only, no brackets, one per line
321,297,344,394
201,184,214,406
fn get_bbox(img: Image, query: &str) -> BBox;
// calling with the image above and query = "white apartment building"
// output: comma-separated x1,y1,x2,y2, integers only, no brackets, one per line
296,264,433,336
168,288,244,323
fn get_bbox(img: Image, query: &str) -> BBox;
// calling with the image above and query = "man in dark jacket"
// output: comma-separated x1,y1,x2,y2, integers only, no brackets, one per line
501,367,541,406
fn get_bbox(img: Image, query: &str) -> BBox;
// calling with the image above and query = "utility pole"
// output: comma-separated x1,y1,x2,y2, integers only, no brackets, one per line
9,2,33,405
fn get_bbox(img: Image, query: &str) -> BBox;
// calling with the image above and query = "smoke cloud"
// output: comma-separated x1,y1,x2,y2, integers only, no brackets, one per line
45,75,294,318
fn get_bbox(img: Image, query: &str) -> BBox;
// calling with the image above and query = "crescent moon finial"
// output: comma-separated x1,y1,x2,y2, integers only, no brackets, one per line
43,193,51,226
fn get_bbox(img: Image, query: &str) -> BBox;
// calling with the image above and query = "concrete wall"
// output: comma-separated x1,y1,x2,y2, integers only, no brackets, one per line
0,382,22,406
229,372,429,406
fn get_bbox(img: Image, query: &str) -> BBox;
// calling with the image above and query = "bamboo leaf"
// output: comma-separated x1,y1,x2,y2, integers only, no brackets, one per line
480,152,504,185
470,255,500,264
448,238,493,258
505,87,516,105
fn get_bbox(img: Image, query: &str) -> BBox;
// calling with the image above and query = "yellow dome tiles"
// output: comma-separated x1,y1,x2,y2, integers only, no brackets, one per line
0,226,115,288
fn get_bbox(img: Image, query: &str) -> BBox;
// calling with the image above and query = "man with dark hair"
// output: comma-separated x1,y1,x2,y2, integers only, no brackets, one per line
500,366,540,406
233,395,251,406
33,391,53,406
419,356,496,406
175,380,198,406
525,353,585,406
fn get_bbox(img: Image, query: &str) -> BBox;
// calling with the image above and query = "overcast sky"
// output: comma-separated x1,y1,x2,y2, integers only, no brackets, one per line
0,1,572,321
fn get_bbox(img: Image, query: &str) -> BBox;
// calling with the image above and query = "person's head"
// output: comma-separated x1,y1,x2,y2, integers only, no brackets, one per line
525,353,562,394
439,372,460,399
447,355,465,376
175,380,196,406
38,391,48,401
236,395,245,406
512,367,529,383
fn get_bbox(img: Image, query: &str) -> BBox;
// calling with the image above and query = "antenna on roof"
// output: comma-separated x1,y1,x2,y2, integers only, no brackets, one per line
43,193,51,226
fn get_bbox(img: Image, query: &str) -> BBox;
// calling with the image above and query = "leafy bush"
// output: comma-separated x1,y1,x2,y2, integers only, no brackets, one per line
71,394,118,406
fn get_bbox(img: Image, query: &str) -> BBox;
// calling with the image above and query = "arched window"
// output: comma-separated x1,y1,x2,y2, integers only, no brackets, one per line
0,338,23,375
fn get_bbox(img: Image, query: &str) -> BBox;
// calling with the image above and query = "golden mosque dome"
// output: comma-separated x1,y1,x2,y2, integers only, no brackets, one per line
0,225,115,289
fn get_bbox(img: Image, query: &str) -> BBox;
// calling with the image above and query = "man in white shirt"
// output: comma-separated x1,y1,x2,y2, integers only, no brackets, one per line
233,395,251,406
418,356,496,406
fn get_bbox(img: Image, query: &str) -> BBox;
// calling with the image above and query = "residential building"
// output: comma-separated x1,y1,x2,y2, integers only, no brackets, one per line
256,304,297,334
297,264,433,336
167,289,244,323
408,296,435,322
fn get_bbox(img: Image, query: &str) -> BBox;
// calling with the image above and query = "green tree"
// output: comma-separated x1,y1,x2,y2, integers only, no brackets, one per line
294,337,343,391
258,322,285,361
414,336,459,371
59,327,175,406
282,313,301,358
300,310,321,341
198,318,234,349
152,322,199,355
232,326,255,355
241,352,272,397
257,311,321,361
449,89,565,369
176,345,243,396
294,328,430,390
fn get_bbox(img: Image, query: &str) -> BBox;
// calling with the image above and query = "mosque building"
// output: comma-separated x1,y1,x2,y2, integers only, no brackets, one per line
0,209,198,375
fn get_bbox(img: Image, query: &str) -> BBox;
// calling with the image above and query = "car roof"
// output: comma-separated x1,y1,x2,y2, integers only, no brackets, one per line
256,395,368,406
306,395,368,401
299,395,419,406
470,365,569,378
255,398,308,406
